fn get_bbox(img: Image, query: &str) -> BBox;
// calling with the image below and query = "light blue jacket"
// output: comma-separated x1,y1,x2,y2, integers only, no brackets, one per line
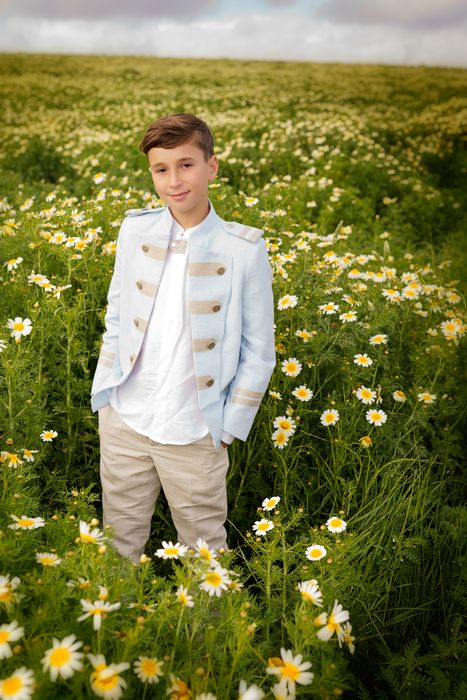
90,199,276,448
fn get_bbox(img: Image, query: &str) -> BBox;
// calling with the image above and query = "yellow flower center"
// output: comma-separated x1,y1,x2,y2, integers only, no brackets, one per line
13,323,25,332
286,363,297,371
278,420,291,429
164,547,179,556
93,669,119,690
142,659,158,675
329,518,343,528
309,548,323,558
325,414,334,423
2,676,23,695
17,518,34,527
257,522,270,531
275,433,286,443
92,607,106,616
281,661,300,681
40,556,55,566
80,534,96,543
0,589,12,602
0,630,10,643
199,548,211,561
49,647,71,667
205,572,222,587
265,499,276,507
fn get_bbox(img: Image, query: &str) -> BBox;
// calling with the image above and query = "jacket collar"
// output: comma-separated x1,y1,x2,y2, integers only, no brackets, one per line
160,198,221,246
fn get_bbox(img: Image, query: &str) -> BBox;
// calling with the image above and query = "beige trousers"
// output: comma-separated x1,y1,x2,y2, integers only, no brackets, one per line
98,404,230,563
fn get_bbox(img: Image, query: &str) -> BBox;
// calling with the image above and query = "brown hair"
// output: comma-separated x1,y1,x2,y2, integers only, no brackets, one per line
138,113,214,161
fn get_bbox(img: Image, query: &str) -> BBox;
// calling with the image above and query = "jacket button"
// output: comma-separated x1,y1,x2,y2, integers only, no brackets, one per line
129,353,135,363
217,266,225,275
208,341,216,349
142,244,149,253
206,378,214,387
136,281,143,290
212,304,221,312
133,318,139,327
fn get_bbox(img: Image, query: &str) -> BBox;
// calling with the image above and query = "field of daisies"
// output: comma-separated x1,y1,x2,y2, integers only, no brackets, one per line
0,53,466,699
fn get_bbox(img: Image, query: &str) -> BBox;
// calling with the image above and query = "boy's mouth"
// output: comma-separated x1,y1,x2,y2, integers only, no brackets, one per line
170,192,189,200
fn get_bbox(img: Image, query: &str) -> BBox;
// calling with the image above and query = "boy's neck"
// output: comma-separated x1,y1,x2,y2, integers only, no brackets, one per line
169,200,211,231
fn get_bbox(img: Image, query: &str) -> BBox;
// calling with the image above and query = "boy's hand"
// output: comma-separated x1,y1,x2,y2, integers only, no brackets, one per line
220,441,228,448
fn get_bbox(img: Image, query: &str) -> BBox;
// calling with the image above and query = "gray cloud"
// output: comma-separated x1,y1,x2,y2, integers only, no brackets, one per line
316,0,467,30
0,0,217,20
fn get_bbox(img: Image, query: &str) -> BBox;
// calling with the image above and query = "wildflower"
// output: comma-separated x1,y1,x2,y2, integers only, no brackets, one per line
252,519,274,536
360,435,373,447
369,334,388,345
417,392,436,404
281,358,302,377
277,295,298,310
0,621,24,660
339,311,357,322
4,257,23,271
326,517,347,533
93,172,107,184
292,385,313,401
238,680,264,700
266,647,314,692
8,514,45,530
244,196,259,207
40,429,57,442
320,409,339,427
353,353,373,367
268,390,282,400
195,538,217,563
133,655,164,684
198,565,231,597
316,599,350,641
0,667,35,700
271,680,294,700
318,302,339,315
272,416,296,435
341,621,356,654
355,386,376,405
36,552,62,567
176,586,194,608
295,329,314,342
77,599,121,631
155,541,189,560
272,429,289,449
6,317,32,343
21,449,37,463
78,520,106,545
167,674,192,699
0,575,21,607
392,390,407,402
365,409,387,426
381,288,401,303
42,635,84,681
4,453,23,468
88,653,129,699
297,580,323,607
305,544,327,561
262,496,280,511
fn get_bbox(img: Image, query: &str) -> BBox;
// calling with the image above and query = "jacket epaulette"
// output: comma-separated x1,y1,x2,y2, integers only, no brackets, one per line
222,220,264,243
124,207,166,217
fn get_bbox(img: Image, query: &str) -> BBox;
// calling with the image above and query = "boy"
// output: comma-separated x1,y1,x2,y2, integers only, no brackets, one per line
91,113,276,563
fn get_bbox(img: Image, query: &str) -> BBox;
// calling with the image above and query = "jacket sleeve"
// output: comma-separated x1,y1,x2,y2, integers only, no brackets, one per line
90,221,125,410
222,237,276,441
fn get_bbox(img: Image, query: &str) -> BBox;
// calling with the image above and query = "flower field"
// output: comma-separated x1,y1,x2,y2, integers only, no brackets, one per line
0,53,466,699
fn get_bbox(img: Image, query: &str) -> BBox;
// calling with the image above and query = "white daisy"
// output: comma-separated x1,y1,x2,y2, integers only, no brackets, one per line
41,634,84,681
252,519,274,536
305,544,327,561
155,540,189,559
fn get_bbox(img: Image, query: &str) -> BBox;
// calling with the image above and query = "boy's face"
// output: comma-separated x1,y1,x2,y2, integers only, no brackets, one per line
147,139,218,226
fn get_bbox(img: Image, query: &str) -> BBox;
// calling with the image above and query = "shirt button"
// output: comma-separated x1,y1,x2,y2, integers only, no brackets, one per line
142,244,149,252
170,241,176,248
206,378,214,387
212,304,221,312
208,341,216,349
136,281,143,290
217,266,225,275
129,353,135,363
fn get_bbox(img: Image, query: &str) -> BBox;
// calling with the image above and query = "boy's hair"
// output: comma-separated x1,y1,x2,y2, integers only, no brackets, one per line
139,113,214,161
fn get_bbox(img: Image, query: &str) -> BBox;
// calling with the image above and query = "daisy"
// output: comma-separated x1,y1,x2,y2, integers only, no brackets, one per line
8,514,45,530
305,544,327,561
155,541,189,560
93,172,107,184
0,667,35,700
392,390,407,402
360,435,373,448
21,449,37,463
0,621,24,660
88,654,129,699
353,353,373,367
365,409,388,426
271,680,294,700
272,429,289,449
78,520,106,545
176,585,194,608
292,385,313,401
417,392,436,404
252,519,274,536
381,288,401,303
4,453,23,468
340,621,356,654
0,575,21,607
266,647,314,692
339,311,357,322
166,674,191,699
297,580,323,607
40,430,57,442
318,302,339,315
6,317,33,343
4,257,23,271
262,496,281,511
77,599,121,631
238,680,264,700
316,599,350,641
35,552,62,567
295,329,314,342
277,295,298,310
355,386,376,405
272,416,296,435
281,358,302,377
195,538,217,563
369,334,388,345
133,655,164,684
326,517,347,533
198,565,231,597
320,409,339,427
42,635,84,681
268,390,282,400
244,196,259,207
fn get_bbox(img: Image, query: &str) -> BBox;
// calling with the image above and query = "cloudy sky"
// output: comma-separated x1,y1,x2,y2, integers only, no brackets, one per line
1,0,466,67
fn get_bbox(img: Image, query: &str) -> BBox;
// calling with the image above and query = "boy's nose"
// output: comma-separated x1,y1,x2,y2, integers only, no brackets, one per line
169,170,182,187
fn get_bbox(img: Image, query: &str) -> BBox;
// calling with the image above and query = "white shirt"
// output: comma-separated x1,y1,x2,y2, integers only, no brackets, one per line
110,203,234,446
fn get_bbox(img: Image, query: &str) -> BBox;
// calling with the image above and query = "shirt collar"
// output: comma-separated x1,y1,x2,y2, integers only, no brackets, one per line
168,200,215,241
